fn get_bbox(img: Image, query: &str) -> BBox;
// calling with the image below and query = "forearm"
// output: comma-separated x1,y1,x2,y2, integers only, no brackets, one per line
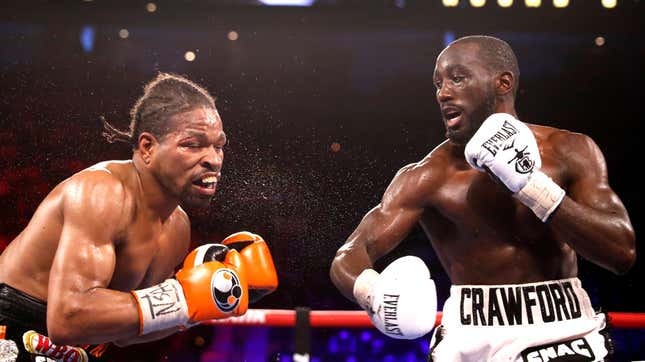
48,288,141,345
330,242,373,302
550,197,636,274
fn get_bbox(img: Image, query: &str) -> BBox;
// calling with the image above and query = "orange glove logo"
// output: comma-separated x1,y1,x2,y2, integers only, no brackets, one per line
211,268,243,313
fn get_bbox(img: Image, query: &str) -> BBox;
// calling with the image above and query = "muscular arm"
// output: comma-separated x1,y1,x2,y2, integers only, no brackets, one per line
330,163,433,302
47,173,143,345
114,210,191,347
549,133,636,274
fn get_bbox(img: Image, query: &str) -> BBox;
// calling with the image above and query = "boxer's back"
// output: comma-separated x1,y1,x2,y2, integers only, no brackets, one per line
418,124,578,285
0,160,189,302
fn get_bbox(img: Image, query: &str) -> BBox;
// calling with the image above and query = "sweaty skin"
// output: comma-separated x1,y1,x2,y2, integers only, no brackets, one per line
0,106,227,346
330,41,635,302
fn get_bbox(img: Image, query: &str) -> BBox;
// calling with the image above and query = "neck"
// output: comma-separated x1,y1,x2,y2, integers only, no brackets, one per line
131,153,178,222
495,100,518,119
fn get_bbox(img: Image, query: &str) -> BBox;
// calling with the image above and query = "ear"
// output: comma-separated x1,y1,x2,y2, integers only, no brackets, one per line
137,132,157,165
495,71,514,96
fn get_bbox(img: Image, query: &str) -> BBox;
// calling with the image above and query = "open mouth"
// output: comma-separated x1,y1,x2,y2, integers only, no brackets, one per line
192,174,218,195
443,109,463,128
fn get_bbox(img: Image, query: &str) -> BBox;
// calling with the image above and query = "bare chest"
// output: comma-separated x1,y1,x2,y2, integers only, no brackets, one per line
420,160,564,256
109,221,187,291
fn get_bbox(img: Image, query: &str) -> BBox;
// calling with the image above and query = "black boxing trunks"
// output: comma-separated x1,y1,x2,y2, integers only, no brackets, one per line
428,278,613,362
0,283,108,362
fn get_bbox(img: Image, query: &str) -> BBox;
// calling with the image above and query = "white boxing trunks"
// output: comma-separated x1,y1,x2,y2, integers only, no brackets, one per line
428,278,611,362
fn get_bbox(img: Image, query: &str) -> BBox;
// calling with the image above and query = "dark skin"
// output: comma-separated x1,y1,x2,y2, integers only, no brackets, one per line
0,106,227,346
330,41,636,302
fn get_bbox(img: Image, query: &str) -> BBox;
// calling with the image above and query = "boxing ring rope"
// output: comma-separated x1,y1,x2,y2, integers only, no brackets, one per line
205,309,645,329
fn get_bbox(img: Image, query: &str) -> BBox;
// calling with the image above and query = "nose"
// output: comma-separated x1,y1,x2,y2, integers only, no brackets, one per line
436,83,453,103
201,146,223,171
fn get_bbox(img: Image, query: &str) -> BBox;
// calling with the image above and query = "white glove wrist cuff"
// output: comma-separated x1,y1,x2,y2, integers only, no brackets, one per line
514,170,565,222
352,269,379,307
131,278,190,335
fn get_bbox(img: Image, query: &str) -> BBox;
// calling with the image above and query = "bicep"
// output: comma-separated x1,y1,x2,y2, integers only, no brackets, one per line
48,177,125,307
565,136,628,216
49,221,117,296
344,168,428,263
349,201,424,262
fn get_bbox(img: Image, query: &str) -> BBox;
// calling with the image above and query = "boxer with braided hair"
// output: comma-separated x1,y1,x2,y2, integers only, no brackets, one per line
0,73,277,361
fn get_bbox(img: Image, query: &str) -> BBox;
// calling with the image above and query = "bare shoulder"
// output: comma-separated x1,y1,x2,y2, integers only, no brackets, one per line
529,124,602,160
385,141,450,206
58,161,135,230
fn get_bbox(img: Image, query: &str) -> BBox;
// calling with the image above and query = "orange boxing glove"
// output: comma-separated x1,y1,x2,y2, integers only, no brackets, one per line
131,249,248,335
182,243,231,268
221,231,278,303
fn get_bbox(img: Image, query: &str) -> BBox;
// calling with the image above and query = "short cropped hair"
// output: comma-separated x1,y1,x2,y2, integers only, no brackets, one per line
452,35,520,96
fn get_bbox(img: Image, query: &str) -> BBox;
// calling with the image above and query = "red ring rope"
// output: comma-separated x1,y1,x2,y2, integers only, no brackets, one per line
204,309,645,329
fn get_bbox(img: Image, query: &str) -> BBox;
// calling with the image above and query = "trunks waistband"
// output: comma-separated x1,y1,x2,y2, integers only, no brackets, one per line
0,283,47,329
443,277,596,328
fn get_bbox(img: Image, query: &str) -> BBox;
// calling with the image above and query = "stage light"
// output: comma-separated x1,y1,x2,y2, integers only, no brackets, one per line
118,29,129,39
497,0,513,7
595,36,605,46
443,31,456,47
553,0,568,7
80,26,94,53
185,51,196,62
442,0,459,7
525,0,541,7
470,0,486,7
146,2,157,12
259,0,315,6
228,31,239,41
601,0,616,9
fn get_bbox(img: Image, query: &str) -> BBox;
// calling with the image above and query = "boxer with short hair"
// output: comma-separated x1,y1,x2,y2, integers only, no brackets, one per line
0,73,278,361
330,35,635,361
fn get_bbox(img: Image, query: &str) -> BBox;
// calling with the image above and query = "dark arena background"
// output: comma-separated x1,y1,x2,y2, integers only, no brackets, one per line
1,0,643,361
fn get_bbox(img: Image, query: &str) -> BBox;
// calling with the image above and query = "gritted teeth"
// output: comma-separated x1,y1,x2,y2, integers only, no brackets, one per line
201,175,218,183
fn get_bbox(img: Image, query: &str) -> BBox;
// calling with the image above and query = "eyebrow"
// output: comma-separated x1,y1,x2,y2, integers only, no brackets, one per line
181,131,227,143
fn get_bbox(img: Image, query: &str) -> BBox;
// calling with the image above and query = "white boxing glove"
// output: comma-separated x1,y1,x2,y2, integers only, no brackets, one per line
353,256,437,340
464,113,565,222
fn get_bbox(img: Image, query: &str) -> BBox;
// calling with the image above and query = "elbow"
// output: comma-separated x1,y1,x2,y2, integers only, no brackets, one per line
47,303,85,345
329,248,357,301
329,254,343,290
612,229,636,275
613,244,636,275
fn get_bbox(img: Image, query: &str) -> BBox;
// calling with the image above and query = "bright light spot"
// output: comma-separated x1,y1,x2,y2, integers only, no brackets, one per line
470,0,486,6
227,31,239,41
553,0,568,7
330,142,341,153
443,31,456,47
80,26,95,53
498,0,513,7
118,29,129,39
258,0,315,6
601,0,616,8
442,0,459,6
194,336,205,347
595,36,605,46
525,0,541,7
146,2,157,12
184,51,196,62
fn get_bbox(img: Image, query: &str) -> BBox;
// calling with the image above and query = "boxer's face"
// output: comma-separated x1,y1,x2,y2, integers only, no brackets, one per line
152,106,226,208
433,43,496,145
